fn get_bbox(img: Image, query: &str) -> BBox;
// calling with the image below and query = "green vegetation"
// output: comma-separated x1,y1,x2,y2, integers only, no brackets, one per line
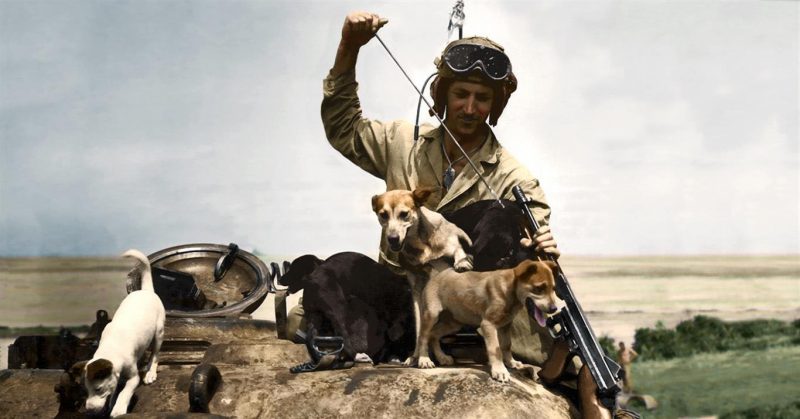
720,401,800,419
633,316,800,361
634,346,800,419
598,334,617,358
611,316,800,418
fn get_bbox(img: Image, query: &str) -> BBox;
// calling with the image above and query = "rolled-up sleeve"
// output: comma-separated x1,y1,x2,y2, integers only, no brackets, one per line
321,70,392,180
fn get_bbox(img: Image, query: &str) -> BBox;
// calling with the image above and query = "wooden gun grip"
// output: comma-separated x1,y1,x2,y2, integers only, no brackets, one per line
538,340,571,384
579,364,613,419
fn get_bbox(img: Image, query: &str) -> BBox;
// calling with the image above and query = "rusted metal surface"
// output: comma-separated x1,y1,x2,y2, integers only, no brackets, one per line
2,313,578,418
0,369,64,417
126,361,576,418
1,317,576,418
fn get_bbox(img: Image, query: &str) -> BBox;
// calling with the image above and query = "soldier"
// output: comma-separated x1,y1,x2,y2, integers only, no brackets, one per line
323,11,558,264
289,11,561,365
617,341,639,393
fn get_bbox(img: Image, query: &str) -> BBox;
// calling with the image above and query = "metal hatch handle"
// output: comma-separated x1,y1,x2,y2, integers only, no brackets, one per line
213,243,239,282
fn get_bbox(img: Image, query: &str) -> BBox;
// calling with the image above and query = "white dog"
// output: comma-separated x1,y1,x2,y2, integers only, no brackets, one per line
75,249,165,417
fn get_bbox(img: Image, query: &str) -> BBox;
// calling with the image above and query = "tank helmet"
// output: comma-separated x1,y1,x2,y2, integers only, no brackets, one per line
429,36,518,126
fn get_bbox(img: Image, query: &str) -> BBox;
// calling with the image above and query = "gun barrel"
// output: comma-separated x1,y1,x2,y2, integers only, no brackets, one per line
512,185,622,398
561,305,622,395
512,187,552,259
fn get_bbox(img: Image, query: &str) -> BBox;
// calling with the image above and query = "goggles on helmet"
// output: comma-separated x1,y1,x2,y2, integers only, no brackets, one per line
443,43,512,81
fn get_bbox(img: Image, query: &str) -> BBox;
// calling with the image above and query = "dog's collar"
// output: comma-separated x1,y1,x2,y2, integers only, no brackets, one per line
379,250,404,269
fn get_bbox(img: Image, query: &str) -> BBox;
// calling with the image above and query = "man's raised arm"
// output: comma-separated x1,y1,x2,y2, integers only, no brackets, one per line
331,12,388,77
321,12,393,180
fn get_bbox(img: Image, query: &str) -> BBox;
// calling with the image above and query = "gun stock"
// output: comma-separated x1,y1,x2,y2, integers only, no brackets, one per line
512,186,624,415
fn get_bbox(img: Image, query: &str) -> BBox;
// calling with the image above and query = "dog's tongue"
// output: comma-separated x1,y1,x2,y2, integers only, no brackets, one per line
525,298,547,327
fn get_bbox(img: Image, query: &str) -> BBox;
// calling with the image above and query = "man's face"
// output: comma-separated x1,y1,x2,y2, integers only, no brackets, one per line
444,80,494,137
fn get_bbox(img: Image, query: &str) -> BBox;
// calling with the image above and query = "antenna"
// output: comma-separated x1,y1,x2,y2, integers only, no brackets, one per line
448,0,465,41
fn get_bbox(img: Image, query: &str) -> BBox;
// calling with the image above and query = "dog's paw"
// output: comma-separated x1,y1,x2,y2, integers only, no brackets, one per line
402,356,417,367
418,356,436,369
110,404,129,418
454,255,473,272
436,353,454,366
354,353,374,363
143,370,157,384
491,366,511,382
505,359,524,370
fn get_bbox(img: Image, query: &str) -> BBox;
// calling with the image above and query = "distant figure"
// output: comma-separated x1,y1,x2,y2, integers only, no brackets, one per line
617,341,639,393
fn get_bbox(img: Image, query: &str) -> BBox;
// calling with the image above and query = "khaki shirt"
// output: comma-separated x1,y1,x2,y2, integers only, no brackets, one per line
321,70,551,265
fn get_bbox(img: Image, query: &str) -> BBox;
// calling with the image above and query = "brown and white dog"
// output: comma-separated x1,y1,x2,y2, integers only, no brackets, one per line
73,249,165,417
372,188,474,365
372,188,473,271
414,259,560,382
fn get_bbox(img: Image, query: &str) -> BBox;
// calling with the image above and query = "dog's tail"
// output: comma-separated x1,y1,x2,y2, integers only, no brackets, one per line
123,249,154,292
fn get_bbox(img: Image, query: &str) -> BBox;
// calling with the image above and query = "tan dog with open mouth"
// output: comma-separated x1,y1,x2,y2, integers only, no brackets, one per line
415,259,560,382
73,249,165,417
372,188,474,365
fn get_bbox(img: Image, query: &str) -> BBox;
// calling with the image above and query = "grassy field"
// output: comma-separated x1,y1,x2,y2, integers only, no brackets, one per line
633,346,800,418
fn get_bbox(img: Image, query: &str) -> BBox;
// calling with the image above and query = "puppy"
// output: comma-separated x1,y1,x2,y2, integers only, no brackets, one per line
444,199,535,271
74,249,165,417
280,252,414,363
372,188,473,272
371,188,474,365
414,259,559,382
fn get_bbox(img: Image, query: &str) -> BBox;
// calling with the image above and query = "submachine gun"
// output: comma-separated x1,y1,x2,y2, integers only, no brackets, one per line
512,186,638,419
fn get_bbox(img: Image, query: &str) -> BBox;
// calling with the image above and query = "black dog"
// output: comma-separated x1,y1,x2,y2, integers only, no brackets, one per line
281,201,530,369
280,252,414,364
444,199,534,271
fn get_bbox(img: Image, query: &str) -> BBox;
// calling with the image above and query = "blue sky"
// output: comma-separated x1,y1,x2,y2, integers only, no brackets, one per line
1,0,797,257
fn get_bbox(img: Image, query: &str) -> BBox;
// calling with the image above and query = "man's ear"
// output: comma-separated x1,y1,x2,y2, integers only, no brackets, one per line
412,187,436,206
371,194,382,213
86,359,114,381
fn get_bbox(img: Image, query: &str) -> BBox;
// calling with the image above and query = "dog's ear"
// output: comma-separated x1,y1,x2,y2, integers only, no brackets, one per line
86,359,113,382
371,194,382,213
411,187,437,206
69,360,88,379
543,260,558,274
514,259,539,279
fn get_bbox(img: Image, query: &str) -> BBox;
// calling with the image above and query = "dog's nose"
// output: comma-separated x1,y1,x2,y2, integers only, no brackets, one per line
387,234,400,248
548,304,558,314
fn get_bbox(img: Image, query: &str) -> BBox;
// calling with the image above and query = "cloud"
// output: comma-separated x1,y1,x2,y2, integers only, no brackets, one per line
0,1,797,256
